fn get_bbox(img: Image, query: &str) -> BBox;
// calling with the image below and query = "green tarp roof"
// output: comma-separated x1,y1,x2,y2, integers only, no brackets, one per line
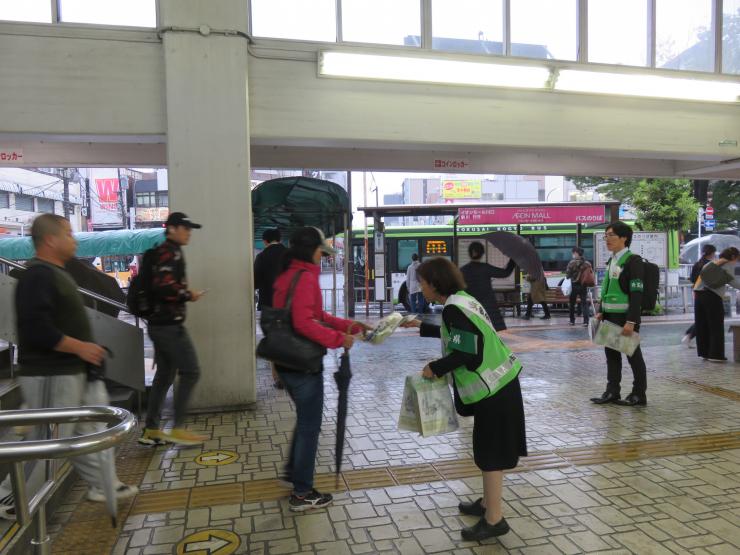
0,228,165,260
252,177,349,243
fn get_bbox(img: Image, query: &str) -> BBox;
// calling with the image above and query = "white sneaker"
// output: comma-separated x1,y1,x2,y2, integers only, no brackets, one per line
87,483,139,503
681,334,691,345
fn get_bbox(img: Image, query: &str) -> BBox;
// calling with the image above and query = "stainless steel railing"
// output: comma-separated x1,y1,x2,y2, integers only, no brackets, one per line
0,406,136,554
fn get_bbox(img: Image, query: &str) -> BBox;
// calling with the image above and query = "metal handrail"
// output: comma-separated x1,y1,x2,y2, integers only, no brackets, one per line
0,406,135,553
0,255,131,313
0,406,136,463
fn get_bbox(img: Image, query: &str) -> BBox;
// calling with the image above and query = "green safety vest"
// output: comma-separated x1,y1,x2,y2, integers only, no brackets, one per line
601,250,641,313
441,291,522,405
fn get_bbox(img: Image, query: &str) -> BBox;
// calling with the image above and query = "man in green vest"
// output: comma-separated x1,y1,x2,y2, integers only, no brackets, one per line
590,221,648,407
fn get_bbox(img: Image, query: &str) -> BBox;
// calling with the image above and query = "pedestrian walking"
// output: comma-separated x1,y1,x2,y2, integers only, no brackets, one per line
406,253,424,313
0,214,137,520
272,227,371,511
402,257,526,541
460,241,516,331
590,221,648,407
254,228,288,388
523,273,550,320
682,244,717,348
693,247,740,362
138,212,209,446
565,247,593,327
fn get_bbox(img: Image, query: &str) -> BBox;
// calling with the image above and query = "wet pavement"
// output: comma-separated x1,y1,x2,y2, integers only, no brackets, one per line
28,317,740,553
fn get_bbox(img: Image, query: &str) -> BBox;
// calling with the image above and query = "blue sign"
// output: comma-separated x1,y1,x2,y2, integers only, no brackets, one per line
704,220,715,230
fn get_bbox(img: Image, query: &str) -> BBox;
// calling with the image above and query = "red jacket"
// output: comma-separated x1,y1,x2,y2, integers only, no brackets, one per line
273,260,361,349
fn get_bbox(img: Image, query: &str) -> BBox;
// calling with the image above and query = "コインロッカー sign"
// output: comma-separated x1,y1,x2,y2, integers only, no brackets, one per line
458,205,606,225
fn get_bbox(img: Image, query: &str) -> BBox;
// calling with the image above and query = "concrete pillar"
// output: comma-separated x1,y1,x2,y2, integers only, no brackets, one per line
160,0,255,409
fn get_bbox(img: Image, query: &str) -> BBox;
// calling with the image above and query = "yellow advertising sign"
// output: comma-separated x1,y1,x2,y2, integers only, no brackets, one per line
441,180,482,199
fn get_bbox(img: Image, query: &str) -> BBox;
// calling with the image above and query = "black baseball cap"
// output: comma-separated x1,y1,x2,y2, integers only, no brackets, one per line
166,212,202,229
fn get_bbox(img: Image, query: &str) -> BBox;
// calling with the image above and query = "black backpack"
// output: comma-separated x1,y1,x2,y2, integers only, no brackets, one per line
628,255,659,311
126,248,157,317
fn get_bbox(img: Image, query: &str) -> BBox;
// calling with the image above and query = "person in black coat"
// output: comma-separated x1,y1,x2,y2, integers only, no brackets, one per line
254,228,287,388
681,244,716,347
459,241,516,331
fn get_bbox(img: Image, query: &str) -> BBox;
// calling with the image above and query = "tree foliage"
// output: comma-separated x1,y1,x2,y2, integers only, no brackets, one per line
710,180,740,229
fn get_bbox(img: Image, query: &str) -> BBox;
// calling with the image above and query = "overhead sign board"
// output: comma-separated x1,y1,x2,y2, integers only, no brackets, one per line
459,205,606,225
594,231,668,269
0,148,23,164
441,180,482,199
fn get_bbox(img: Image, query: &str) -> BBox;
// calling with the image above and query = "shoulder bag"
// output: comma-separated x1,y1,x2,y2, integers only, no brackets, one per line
256,270,327,373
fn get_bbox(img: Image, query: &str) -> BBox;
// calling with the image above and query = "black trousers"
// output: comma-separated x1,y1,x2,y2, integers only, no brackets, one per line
604,312,647,397
525,295,550,317
694,290,725,360
569,284,590,324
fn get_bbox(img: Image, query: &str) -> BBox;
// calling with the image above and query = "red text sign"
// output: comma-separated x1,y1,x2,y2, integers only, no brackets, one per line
95,178,120,210
459,205,606,225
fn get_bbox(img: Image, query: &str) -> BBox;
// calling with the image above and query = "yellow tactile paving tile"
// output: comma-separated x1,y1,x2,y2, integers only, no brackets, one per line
342,468,397,490
389,464,442,485
313,473,348,493
243,479,291,503
130,488,191,515
664,376,740,402
189,483,245,508
433,459,480,480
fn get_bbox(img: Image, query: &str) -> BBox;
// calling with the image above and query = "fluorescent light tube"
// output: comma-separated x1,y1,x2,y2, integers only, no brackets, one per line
556,69,740,103
319,51,550,90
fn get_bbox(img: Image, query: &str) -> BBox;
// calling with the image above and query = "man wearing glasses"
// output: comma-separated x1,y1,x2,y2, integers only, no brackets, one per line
590,221,648,407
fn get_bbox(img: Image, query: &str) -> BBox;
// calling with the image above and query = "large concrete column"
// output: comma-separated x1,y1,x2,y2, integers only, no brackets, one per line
160,0,255,409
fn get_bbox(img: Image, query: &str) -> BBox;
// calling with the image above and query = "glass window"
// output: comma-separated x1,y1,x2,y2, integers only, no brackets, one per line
0,0,52,23
136,192,155,207
432,0,504,55
342,0,421,46
251,0,336,42
0,191,8,209
397,239,418,272
14,194,34,212
588,0,648,66
723,0,740,74
37,198,55,213
510,0,577,60
59,0,156,27
656,0,714,72
157,192,168,208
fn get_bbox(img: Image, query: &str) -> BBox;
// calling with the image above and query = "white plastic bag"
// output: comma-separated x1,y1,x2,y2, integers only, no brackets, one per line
561,278,572,296
397,374,459,437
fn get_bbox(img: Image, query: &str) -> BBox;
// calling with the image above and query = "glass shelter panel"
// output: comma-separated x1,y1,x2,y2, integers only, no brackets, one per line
431,0,504,55
724,0,740,74
342,0,421,46
656,0,714,72
510,0,577,60
251,0,336,41
397,239,418,272
0,0,52,23
59,0,156,27
588,0,648,66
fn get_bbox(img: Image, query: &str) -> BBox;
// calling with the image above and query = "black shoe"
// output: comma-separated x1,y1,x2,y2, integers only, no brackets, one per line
459,497,485,517
569,321,576,326
590,391,620,404
289,489,333,512
461,517,510,541
613,393,647,406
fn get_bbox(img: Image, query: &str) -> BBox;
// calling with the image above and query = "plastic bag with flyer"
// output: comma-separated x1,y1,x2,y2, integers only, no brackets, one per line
560,278,572,296
397,374,459,437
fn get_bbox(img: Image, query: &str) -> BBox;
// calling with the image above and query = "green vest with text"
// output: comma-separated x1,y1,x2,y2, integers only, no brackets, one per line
441,291,522,405
601,250,635,313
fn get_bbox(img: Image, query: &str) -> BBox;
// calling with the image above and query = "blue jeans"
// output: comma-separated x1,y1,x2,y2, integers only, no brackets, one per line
277,370,324,495
409,292,424,313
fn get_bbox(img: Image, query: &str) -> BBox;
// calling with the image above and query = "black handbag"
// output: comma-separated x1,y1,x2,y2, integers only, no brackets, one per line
257,270,327,373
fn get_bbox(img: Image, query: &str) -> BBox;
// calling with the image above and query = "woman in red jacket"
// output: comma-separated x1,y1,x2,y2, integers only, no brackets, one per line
272,227,369,511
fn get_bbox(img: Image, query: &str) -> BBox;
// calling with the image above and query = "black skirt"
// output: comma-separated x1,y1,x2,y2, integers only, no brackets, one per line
471,376,527,471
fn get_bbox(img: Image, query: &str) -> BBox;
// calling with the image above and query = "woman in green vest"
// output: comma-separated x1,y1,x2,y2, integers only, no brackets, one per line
402,257,527,542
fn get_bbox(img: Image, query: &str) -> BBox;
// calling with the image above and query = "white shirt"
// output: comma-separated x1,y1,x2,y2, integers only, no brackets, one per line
608,247,629,280
406,261,421,294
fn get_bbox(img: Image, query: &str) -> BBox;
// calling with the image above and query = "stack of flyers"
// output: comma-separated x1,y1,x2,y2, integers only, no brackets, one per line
365,313,418,344
590,319,640,356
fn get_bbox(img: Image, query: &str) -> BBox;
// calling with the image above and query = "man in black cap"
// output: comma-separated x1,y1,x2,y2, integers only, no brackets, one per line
139,212,209,446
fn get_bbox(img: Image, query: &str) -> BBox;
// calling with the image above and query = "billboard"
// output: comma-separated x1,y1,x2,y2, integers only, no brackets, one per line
90,169,123,227
135,207,169,223
458,205,606,225
441,180,482,199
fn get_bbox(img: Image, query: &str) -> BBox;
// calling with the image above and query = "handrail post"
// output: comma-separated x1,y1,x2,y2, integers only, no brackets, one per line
31,503,51,555
10,462,30,525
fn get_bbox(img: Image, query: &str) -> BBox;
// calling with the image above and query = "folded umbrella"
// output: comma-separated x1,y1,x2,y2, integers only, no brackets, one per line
480,231,545,281
333,349,352,488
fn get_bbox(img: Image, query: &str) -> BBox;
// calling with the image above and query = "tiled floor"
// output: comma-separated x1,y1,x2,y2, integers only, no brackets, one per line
34,319,740,553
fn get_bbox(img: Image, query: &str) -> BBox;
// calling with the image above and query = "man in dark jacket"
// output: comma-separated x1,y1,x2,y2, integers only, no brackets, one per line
254,228,287,310
139,212,208,446
681,244,716,347
590,221,648,407
0,214,137,520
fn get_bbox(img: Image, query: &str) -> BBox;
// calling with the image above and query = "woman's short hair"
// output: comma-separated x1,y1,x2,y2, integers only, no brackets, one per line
416,257,466,297
572,246,584,257
719,246,739,261
468,241,485,260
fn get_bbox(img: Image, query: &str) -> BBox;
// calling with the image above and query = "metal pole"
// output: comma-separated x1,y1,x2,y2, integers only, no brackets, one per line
343,209,352,318
32,503,51,555
331,219,337,316
363,173,369,318
10,462,30,525
62,173,71,221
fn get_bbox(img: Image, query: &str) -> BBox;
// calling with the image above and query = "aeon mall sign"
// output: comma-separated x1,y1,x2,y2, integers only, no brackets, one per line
459,205,607,225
